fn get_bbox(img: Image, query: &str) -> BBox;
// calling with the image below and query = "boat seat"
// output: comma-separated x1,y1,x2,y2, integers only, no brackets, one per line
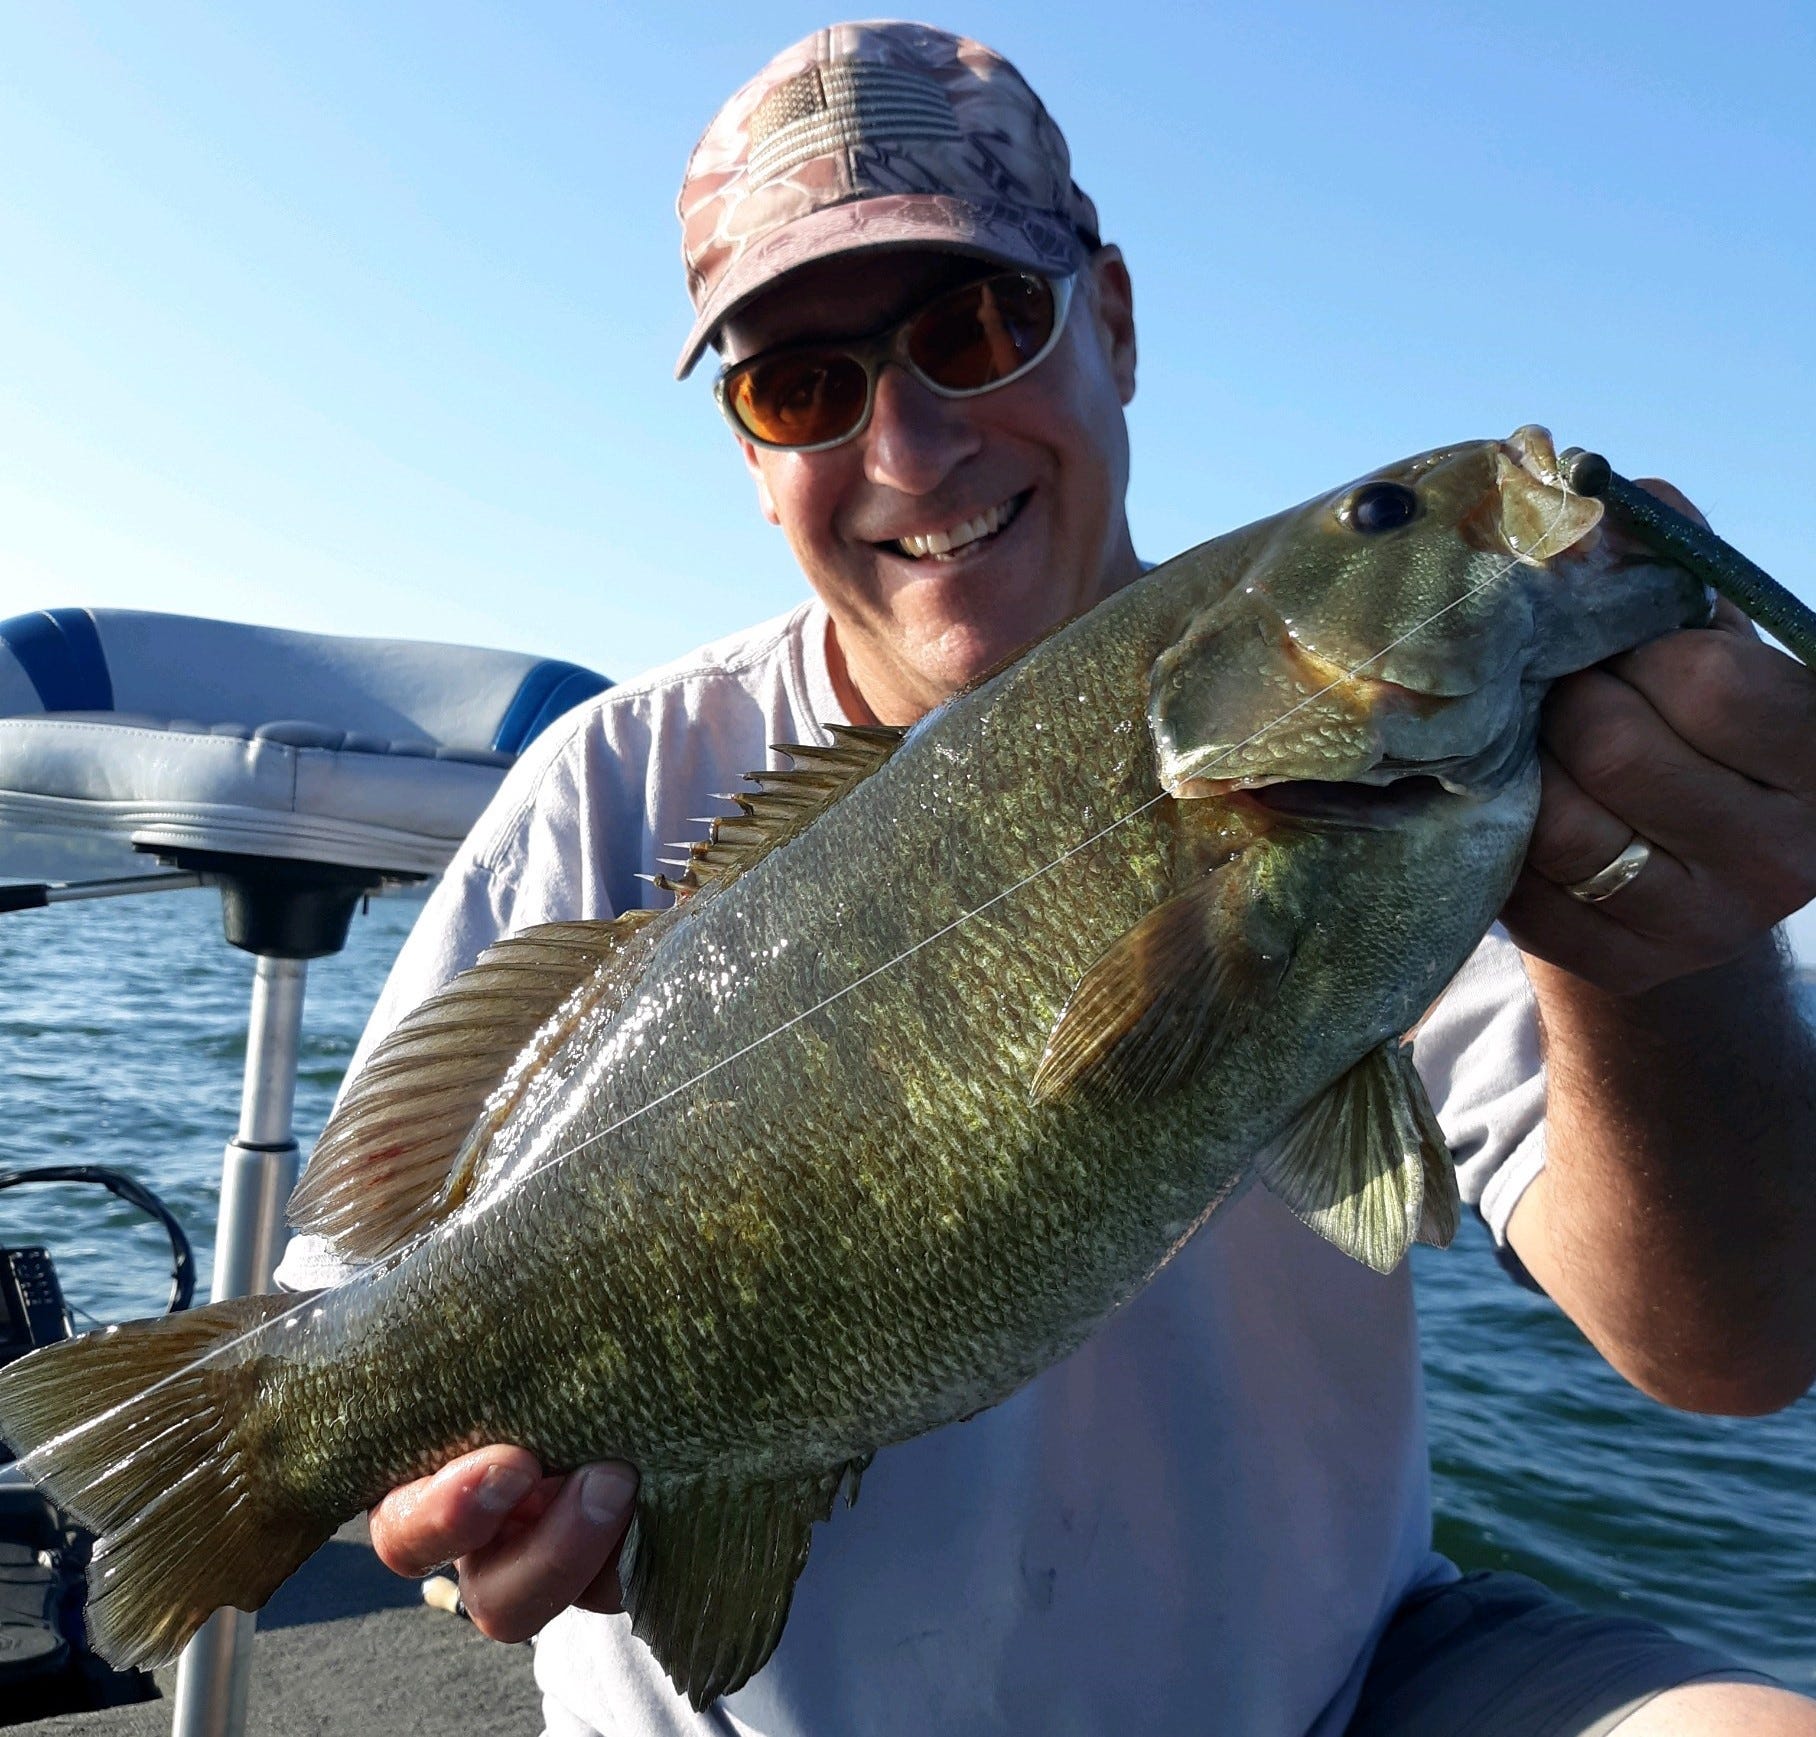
0,608,609,877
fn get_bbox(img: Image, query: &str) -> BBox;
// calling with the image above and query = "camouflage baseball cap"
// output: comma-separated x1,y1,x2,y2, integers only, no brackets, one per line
674,21,1100,379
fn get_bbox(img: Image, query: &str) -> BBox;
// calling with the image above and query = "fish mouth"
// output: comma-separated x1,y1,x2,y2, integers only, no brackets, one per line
1171,771,1458,829
1503,424,1563,488
1498,425,1698,584
1236,774,1454,829
1479,426,1607,565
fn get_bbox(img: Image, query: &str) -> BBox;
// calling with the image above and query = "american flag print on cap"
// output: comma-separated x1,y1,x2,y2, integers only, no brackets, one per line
674,21,1099,379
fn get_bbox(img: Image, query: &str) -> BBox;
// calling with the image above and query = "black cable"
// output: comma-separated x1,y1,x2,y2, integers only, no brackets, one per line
0,1166,195,1314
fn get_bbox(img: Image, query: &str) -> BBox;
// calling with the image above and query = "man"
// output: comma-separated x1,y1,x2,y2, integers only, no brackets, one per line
276,22,1816,1735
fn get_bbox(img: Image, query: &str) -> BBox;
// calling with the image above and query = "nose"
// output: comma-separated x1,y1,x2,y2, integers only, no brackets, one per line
861,363,981,495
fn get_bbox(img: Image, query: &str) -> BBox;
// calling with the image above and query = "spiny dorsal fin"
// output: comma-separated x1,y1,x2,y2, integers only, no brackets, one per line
654,723,907,899
621,1462,864,1709
287,912,663,1261
1031,867,1294,1104
1256,1040,1460,1274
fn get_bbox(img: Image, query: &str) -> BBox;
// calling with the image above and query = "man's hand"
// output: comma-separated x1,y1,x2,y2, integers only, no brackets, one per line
369,1447,637,1644
1502,481,1816,993
1498,478,1816,1413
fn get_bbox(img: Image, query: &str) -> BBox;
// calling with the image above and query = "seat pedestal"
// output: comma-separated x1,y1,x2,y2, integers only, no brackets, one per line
0,605,609,1737
163,853,415,1737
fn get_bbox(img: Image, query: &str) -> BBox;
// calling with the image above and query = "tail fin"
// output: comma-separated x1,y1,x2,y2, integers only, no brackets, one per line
0,1292,336,1669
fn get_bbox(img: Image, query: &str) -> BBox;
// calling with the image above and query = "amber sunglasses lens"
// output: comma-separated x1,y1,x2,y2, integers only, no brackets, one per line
725,273,1061,448
726,351,870,448
906,273,1058,391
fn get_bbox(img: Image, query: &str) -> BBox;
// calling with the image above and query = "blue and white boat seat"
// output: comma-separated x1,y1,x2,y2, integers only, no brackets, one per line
0,609,608,877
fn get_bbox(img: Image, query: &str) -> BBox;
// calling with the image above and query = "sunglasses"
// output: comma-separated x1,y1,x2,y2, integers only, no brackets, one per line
715,271,1076,453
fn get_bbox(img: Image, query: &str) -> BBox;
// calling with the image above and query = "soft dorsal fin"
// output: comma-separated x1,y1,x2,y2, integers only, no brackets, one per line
1255,1040,1460,1274
287,912,662,1261
652,724,906,898
621,1460,867,1709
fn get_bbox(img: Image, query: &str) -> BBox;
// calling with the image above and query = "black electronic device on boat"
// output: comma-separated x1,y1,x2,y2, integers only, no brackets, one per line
0,1247,70,1370
0,1166,189,1722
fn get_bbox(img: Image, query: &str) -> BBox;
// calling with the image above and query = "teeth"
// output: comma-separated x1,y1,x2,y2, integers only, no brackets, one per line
895,495,1021,560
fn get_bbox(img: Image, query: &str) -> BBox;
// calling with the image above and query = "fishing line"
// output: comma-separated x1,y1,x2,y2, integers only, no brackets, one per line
17,480,1569,1485
17,474,1572,1490
487,483,1574,1206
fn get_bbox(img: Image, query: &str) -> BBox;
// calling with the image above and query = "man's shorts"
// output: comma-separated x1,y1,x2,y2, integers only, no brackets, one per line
1346,1569,1787,1736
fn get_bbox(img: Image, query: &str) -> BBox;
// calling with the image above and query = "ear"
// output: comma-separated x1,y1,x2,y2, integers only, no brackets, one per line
1086,245,1137,407
738,437,782,526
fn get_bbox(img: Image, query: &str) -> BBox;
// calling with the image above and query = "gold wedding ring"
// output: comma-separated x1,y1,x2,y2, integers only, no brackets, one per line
1566,837,1653,904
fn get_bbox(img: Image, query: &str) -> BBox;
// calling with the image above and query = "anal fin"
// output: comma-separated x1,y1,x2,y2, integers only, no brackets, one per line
1257,1041,1460,1274
622,1462,864,1708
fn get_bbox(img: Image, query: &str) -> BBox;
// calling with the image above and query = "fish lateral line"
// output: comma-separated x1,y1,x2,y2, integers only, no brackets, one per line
0,467,1569,1482
12,423,1739,1702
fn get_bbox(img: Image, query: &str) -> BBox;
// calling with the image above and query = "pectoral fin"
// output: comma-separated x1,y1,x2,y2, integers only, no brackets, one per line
621,1463,865,1709
1257,1041,1459,1273
1031,869,1292,1105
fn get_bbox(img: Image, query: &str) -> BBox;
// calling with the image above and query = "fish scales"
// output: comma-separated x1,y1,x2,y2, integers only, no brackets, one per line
0,428,1726,1704
240,574,1490,1504
266,572,1262,1506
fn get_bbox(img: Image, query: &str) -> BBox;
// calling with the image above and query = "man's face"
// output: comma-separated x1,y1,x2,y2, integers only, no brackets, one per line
719,246,1140,724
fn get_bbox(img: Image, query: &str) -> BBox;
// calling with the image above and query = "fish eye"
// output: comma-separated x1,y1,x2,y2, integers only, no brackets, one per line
1341,481,1420,534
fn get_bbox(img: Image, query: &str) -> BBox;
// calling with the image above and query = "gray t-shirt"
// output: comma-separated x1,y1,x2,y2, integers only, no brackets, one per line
277,599,1549,1737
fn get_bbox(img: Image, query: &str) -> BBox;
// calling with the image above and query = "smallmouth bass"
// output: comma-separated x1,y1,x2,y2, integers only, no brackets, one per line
0,427,1718,1707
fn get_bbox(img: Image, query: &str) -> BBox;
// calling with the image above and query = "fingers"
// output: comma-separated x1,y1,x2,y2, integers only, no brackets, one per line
1544,665,1815,920
1506,471,1816,994
1602,619,1816,800
1523,746,1688,921
370,1445,548,1579
1500,863,1677,994
1708,595,1761,640
457,1462,639,1643
369,1449,640,1645
1507,656,1816,992
1503,751,1693,993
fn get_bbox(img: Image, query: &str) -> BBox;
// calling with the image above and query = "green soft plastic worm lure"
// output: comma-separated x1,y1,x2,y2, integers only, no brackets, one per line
1559,447,1816,667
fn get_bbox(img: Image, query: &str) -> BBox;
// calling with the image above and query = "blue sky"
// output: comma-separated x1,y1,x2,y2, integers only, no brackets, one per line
2,1,1811,949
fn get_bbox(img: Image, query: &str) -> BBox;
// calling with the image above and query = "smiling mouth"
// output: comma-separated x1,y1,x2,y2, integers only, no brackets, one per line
885,491,1030,561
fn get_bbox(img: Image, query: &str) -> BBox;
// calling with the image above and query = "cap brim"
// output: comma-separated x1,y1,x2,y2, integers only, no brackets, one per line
674,194,1084,380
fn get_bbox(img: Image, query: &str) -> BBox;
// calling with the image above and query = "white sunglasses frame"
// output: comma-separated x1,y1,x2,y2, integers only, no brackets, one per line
713,273,1077,454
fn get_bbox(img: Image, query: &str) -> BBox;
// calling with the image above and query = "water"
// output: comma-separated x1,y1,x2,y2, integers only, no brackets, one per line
1,888,1811,1687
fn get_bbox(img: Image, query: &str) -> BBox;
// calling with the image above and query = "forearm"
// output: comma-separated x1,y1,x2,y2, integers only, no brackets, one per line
1508,935,1816,1414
